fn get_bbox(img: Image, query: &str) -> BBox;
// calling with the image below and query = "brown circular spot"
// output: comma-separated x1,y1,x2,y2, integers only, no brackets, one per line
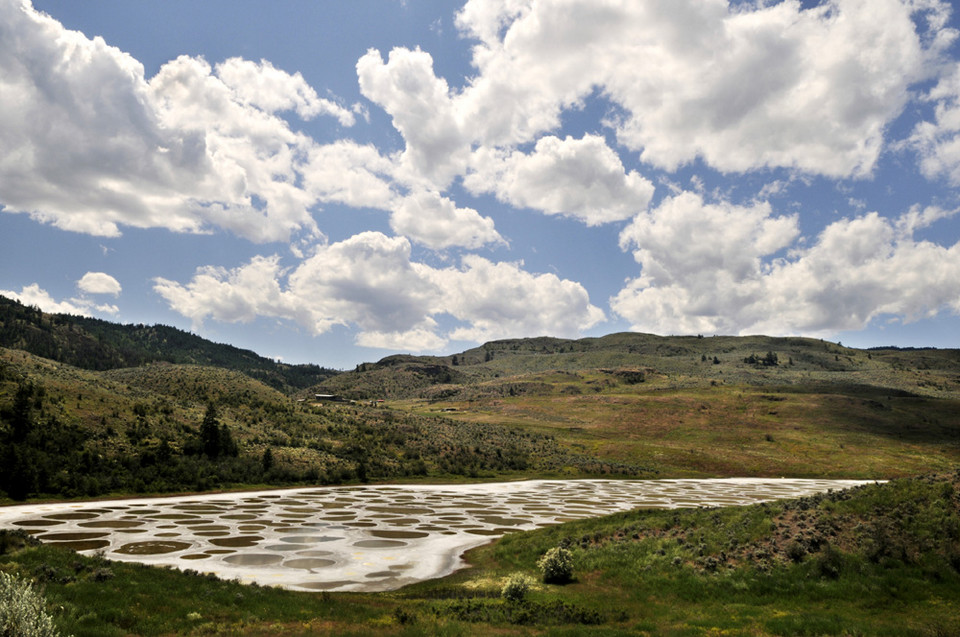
209,536,262,548
283,558,336,569
115,541,192,555
223,553,282,566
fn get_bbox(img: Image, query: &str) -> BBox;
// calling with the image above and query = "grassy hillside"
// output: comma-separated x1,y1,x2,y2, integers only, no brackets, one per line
315,333,960,480
315,332,960,400
399,380,960,479
2,472,957,635
2,320,958,500
0,294,338,393
0,346,650,502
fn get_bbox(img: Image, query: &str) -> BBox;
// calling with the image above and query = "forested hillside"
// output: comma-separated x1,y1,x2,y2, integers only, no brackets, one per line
0,295,338,392
0,345,647,502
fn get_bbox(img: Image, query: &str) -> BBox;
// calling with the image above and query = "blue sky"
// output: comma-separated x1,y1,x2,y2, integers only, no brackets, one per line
2,0,960,370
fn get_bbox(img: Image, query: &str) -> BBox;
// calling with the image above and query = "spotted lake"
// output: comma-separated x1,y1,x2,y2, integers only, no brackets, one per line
0,478,872,592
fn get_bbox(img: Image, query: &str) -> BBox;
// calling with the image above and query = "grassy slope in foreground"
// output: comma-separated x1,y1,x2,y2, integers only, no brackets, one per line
2,472,958,635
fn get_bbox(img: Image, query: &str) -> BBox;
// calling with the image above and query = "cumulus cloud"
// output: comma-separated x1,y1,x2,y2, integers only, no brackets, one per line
303,141,397,210
77,272,121,296
465,135,655,224
910,62,960,184
0,283,93,316
357,47,469,189
390,190,503,249
0,1,354,242
447,0,955,176
285,232,443,336
153,232,604,351
355,322,448,351
153,255,292,328
427,255,606,343
215,57,356,124
0,282,120,316
612,193,960,336
749,212,960,334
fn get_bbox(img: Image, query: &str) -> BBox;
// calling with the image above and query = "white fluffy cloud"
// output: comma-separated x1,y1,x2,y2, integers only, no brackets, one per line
0,284,93,316
77,272,122,296
444,0,955,177
911,62,960,184
215,57,355,125
303,141,397,211
465,135,655,224
613,194,960,336
427,255,606,343
390,190,503,249
357,47,469,189
153,255,292,327
1,280,121,316
153,232,604,351
0,1,354,242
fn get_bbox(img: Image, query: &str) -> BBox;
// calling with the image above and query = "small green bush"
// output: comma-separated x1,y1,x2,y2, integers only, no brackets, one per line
0,571,63,637
786,540,807,563
501,573,533,602
537,547,574,584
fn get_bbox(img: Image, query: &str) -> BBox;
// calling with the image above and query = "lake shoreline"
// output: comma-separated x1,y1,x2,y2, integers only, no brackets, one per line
0,478,877,592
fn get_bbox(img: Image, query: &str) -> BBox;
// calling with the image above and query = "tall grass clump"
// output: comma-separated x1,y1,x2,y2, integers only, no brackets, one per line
0,571,64,637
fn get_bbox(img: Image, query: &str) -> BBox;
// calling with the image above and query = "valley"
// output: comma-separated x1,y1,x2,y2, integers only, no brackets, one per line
1,297,959,635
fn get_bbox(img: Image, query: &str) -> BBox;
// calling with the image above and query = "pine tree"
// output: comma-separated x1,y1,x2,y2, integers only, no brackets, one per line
11,383,34,443
200,403,221,458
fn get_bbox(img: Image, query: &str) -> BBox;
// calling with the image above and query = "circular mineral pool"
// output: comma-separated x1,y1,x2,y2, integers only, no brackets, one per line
115,541,192,555
43,512,98,521
370,530,429,539
353,539,406,548
78,520,145,529
296,580,359,591
277,535,343,544
223,553,282,566
13,519,64,527
38,532,108,541
283,558,336,570
209,536,262,548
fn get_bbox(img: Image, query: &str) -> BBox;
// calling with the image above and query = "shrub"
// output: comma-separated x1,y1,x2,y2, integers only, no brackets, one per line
537,547,574,584
501,573,533,602
786,540,807,563
392,606,416,625
814,544,844,579
0,571,63,637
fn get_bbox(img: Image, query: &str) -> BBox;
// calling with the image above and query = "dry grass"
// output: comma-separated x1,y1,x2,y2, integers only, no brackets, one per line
398,382,960,479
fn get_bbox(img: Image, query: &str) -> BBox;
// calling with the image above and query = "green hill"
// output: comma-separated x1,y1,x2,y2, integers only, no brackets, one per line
0,294,338,393
0,344,647,502
313,332,960,401
314,333,960,481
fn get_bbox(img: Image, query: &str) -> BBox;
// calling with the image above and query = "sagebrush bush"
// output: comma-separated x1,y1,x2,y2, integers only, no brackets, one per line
0,571,63,637
501,573,533,602
537,547,574,584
